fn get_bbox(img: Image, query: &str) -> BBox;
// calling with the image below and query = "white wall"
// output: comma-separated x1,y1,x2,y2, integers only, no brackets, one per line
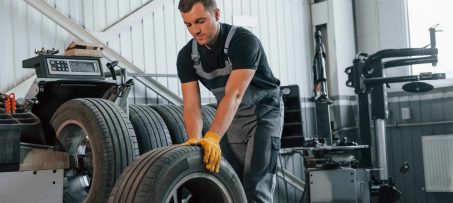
0,0,314,105
310,0,357,98
354,0,410,79
310,0,356,98
329,0,355,97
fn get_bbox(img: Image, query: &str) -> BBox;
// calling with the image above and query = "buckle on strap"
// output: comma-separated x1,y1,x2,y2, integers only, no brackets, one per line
191,53,201,65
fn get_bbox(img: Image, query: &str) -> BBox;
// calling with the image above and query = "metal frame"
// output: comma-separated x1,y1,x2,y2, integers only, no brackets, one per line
276,166,305,192
345,26,441,183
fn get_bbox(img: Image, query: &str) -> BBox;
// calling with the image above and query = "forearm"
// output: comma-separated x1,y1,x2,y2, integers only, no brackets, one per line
181,81,203,139
208,92,242,138
183,105,203,139
208,69,255,138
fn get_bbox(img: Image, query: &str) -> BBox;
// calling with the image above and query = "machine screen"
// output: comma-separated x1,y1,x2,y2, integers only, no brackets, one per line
70,61,96,72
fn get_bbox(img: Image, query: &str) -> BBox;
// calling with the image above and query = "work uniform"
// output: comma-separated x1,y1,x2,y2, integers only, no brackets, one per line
177,23,283,203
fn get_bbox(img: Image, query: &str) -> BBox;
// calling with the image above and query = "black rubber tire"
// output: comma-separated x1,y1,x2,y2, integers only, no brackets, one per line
129,104,172,154
150,105,187,144
108,146,247,203
50,98,139,203
201,105,216,134
206,103,218,109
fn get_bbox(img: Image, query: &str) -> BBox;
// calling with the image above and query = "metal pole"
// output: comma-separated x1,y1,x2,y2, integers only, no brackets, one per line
374,119,388,180
313,30,332,144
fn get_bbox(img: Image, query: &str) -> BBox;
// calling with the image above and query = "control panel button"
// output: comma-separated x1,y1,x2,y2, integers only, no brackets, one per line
46,57,102,78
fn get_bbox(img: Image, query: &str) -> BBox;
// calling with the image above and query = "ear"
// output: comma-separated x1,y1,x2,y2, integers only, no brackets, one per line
214,8,220,21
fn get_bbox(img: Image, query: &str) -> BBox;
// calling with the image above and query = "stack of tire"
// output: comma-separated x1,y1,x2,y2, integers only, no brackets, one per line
51,99,245,203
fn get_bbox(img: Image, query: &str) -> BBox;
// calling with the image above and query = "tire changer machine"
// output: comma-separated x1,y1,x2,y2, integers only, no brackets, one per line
302,26,444,202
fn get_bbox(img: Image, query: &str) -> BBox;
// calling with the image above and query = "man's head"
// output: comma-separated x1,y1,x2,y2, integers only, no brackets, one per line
179,0,220,47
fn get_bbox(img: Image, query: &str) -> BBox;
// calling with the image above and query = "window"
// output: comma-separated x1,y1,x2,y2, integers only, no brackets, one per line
408,0,453,78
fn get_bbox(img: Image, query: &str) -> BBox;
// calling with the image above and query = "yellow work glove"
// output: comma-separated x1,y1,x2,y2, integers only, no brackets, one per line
200,131,221,173
181,137,202,146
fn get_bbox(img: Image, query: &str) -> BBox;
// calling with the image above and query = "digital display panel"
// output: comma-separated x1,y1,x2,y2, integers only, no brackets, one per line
69,61,96,72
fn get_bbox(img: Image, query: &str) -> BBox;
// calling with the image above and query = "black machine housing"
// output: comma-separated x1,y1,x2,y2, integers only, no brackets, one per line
19,54,121,145
22,54,105,80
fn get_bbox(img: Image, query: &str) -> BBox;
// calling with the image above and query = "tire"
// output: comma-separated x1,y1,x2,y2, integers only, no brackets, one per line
109,146,247,203
201,105,216,134
206,103,218,109
50,98,139,203
150,105,187,144
129,104,172,154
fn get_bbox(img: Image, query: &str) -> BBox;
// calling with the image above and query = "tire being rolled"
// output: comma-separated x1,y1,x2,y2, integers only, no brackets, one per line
129,104,172,154
109,146,247,203
50,98,139,203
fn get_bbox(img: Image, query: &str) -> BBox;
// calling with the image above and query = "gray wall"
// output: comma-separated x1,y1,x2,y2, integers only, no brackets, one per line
354,0,411,80
386,87,453,203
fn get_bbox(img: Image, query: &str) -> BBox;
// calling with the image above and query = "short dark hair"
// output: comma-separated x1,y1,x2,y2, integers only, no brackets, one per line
178,0,217,13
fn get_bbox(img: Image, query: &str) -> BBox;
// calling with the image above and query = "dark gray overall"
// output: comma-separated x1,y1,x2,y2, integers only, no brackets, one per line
191,26,284,203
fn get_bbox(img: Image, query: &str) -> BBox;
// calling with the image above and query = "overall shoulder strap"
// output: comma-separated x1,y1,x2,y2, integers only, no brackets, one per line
191,39,200,64
224,26,238,57
191,25,238,65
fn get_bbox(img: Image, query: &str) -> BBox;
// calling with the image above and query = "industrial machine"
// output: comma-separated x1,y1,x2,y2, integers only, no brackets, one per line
0,49,137,203
301,26,444,202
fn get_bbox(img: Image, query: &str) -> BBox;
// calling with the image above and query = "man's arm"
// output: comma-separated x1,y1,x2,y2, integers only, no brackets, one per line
181,81,203,139
209,69,256,137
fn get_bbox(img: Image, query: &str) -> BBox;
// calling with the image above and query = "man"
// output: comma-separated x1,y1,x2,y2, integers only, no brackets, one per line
177,0,283,202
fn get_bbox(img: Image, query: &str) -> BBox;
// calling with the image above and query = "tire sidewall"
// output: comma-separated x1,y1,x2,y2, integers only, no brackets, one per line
51,99,127,203
129,105,171,154
150,105,187,144
150,151,245,203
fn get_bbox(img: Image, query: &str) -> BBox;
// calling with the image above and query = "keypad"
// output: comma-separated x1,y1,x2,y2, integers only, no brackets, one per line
50,60,69,72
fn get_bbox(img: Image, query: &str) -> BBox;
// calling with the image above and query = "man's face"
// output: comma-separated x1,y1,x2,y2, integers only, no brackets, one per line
181,2,220,46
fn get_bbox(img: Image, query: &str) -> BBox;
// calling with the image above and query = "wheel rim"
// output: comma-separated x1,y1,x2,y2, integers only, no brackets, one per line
165,172,233,203
57,121,94,202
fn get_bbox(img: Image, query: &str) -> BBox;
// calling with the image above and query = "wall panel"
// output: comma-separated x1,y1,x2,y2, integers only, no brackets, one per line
142,13,159,102
1,0,15,91
386,87,453,203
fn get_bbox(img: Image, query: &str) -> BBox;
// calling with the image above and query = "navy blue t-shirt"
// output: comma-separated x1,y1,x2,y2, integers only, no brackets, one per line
177,23,280,90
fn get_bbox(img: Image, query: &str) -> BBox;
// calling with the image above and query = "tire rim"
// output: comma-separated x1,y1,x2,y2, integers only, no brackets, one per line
165,172,233,203
57,121,94,202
